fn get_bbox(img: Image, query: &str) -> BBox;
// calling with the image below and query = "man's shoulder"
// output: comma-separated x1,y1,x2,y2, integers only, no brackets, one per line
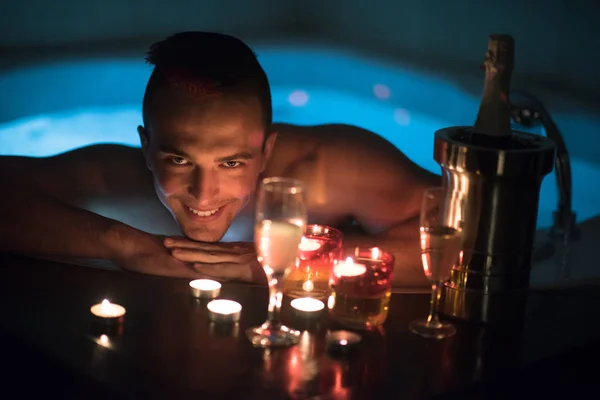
54,143,144,171
272,122,373,139
64,143,142,159
272,123,394,162
40,143,150,198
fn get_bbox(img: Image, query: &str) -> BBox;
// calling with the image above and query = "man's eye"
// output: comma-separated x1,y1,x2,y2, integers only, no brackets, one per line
169,156,188,165
222,161,242,168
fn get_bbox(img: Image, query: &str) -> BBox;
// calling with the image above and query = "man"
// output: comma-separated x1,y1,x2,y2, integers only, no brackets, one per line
0,32,439,288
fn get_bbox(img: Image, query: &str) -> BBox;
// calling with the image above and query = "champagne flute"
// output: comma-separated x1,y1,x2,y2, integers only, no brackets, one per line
409,186,464,339
246,177,307,347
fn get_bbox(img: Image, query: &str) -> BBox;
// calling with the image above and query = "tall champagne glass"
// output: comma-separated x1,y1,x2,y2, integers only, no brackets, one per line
246,177,307,347
409,187,464,339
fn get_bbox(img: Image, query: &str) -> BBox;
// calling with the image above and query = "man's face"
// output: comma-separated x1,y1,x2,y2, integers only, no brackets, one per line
139,86,275,242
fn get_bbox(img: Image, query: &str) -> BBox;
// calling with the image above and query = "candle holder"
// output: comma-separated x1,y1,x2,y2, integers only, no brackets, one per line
328,247,395,329
207,299,242,323
283,224,343,300
208,321,240,339
189,279,222,299
89,299,126,336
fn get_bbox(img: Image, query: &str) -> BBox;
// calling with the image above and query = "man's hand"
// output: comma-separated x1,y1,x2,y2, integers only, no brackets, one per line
111,233,206,279
164,237,266,285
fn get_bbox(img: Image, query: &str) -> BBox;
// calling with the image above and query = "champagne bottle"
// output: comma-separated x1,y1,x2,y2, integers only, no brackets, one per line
471,34,515,148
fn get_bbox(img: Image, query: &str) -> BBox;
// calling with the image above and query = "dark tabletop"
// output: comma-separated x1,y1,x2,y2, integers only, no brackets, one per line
1,253,599,399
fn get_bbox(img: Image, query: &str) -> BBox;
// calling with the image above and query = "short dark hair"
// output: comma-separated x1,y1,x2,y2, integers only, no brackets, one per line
142,31,272,129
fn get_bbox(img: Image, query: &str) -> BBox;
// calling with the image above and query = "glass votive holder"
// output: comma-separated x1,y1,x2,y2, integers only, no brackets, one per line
283,224,343,300
328,247,395,329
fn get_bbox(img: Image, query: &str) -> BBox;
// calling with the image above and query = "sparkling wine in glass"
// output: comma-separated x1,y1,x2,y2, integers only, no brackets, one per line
409,186,464,339
246,177,307,347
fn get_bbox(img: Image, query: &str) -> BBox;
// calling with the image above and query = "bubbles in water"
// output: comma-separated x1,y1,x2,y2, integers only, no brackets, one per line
288,90,309,107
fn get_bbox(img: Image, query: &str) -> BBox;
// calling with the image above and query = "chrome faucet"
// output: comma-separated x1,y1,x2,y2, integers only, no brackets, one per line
510,90,580,245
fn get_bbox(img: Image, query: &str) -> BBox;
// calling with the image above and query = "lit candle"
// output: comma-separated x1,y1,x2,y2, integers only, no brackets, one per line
371,247,380,260
333,257,367,278
189,279,222,299
298,237,322,252
90,299,126,319
291,297,325,313
326,330,362,357
207,299,242,323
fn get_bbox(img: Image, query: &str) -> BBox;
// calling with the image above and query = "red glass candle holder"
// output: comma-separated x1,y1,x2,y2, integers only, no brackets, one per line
283,224,343,300
328,247,395,329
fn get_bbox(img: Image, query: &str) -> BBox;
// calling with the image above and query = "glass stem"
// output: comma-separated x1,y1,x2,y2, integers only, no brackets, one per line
426,280,444,326
265,273,284,328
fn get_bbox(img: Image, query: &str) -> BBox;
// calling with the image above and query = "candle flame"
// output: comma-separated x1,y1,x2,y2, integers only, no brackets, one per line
345,256,354,265
102,299,110,305
372,247,380,260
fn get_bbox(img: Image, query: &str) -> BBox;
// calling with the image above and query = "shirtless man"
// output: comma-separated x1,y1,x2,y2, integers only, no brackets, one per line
0,31,439,288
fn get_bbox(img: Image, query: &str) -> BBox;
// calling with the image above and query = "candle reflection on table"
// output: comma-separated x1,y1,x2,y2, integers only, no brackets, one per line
186,295,242,391
96,334,111,349
257,325,387,399
286,331,321,396
90,333,116,383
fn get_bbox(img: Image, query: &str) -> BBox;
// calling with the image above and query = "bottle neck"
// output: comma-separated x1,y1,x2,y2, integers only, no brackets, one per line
474,71,513,137
473,34,515,138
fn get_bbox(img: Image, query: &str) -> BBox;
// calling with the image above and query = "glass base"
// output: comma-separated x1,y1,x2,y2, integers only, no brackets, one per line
246,322,301,348
409,318,456,339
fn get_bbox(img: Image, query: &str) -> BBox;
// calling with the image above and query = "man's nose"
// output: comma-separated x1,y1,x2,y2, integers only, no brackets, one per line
188,166,219,204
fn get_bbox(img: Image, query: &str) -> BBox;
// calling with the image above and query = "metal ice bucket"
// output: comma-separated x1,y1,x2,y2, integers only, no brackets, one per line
434,126,555,324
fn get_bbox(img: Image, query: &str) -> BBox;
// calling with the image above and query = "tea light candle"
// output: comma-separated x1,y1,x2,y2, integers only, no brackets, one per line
299,237,322,252
291,297,325,314
326,330,362,356
333,257,367,278
189,279,222,299
207,299,242,323
209,321,240,339
90,299,126,319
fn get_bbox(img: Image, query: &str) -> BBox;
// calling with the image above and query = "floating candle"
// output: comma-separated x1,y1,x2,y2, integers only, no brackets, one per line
207,299,242,323
298,237,322,252
189,279,222,299
333,257,367,278
90,299,126,319
291,297,325,313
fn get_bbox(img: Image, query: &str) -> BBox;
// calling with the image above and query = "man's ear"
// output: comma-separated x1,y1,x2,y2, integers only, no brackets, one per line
137,125,152,170
261,131,278,172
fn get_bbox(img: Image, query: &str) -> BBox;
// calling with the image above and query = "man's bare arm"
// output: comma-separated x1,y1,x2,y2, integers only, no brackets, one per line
0,145,154,262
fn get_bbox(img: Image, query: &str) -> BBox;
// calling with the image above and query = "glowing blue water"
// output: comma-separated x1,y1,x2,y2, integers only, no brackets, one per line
1,48,599,229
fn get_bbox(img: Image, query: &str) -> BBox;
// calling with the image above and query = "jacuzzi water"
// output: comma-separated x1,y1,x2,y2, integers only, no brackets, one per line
1,46,599,229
